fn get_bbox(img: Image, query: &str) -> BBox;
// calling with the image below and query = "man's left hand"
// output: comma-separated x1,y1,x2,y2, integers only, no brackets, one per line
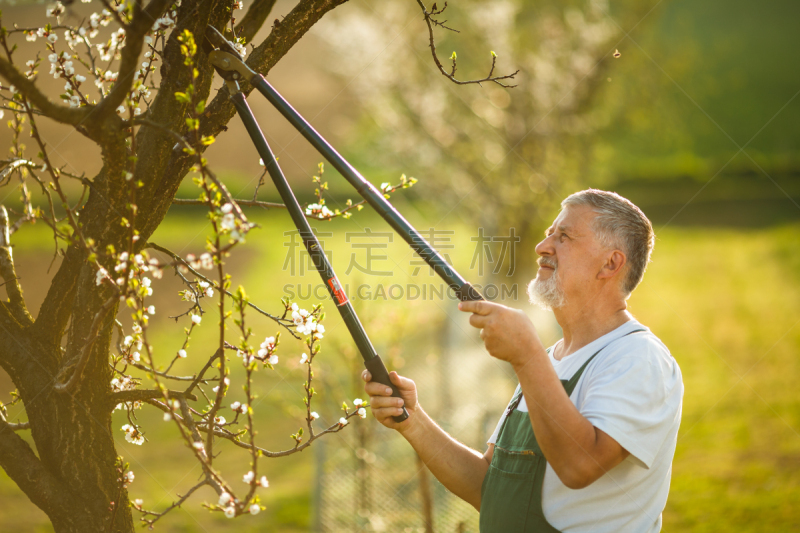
458,300,545,367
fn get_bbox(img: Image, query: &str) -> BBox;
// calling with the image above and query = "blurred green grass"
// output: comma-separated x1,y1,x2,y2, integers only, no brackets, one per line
2,211,799,530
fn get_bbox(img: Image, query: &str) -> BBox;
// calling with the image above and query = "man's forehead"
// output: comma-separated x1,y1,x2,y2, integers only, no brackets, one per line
549,205,595,230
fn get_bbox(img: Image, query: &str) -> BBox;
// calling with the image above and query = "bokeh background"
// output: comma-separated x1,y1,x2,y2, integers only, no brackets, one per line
1,0,799,531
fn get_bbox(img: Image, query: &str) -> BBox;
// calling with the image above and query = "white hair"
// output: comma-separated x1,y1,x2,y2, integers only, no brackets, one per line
562,189,655,295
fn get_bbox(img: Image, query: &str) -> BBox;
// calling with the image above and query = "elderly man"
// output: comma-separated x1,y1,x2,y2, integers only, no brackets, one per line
363,189,683,532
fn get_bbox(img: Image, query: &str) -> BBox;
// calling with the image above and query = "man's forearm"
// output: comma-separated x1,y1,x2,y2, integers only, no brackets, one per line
400,406,489,510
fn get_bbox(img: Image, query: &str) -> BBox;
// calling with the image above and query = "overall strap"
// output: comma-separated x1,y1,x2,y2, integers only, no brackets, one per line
505,328,648,415
563,328,647,395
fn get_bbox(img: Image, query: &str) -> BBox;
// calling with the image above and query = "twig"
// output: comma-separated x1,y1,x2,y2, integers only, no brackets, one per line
109,389,197,410
172,197,284,210
136,479,208,528
415,0,519,88
184,348,223,399
204,409,363,458
127,361,204,382
146,241,297,336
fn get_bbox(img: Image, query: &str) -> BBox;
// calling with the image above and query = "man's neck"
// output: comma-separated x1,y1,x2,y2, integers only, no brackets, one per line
553,301,632,361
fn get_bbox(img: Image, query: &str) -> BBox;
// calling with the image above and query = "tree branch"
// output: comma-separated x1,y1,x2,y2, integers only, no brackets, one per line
110,388,197,410
235,0,279,44
135,479,208,528
199,0,349,141
415,0,519,88
201,409,362,458
127,361,207,382
0,206,32,326
96,0,173,117
172,197,284,209
0,418,89,521
0,58,89,125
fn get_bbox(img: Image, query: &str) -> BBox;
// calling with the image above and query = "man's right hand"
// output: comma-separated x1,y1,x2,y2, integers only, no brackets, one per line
362,369,418,431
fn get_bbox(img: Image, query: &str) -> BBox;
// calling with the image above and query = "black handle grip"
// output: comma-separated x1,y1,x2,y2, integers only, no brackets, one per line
454,282,484,301
364,355,409,423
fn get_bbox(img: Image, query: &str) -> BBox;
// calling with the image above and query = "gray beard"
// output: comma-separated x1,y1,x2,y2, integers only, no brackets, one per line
527,272,567,310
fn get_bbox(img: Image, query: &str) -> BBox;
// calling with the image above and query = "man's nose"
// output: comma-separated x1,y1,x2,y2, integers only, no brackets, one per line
535,235,554,257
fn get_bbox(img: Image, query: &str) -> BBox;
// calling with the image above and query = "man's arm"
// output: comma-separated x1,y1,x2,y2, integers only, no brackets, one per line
363,370,492,510
513,352,629,489
459,301,629,489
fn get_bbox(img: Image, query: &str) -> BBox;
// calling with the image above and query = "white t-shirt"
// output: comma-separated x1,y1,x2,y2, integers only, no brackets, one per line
487,319,683,533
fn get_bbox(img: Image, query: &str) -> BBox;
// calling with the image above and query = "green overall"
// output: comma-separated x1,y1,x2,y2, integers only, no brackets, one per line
479,331,645,532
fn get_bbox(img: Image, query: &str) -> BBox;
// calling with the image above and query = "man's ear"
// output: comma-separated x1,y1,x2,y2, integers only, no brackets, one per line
598,250,626,280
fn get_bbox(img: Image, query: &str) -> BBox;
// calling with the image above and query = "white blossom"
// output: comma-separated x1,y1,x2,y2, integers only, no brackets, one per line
353,398,363,406
218,492,232,506
178,349,187,358
260,336,275,349
224,506,236,519
95,267,108,285
147,305,155,315
230,401,241,411
121,423,144,445
259,475,268,487
310,411,319,420
250,504,260,515
339,417,348,426
220,213,235,231
300,353,308,364
191,314,201,325
47,33,58,43
220,203,233,214
123,470,135,484
163,412,172,421
243,471,255,484
116,105,125,114
358,407,367,419
46,2,65,18
268,355,278,365
134,498,143,506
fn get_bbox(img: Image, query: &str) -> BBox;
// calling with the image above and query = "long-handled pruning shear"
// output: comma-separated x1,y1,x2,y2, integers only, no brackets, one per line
204,25,483,422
